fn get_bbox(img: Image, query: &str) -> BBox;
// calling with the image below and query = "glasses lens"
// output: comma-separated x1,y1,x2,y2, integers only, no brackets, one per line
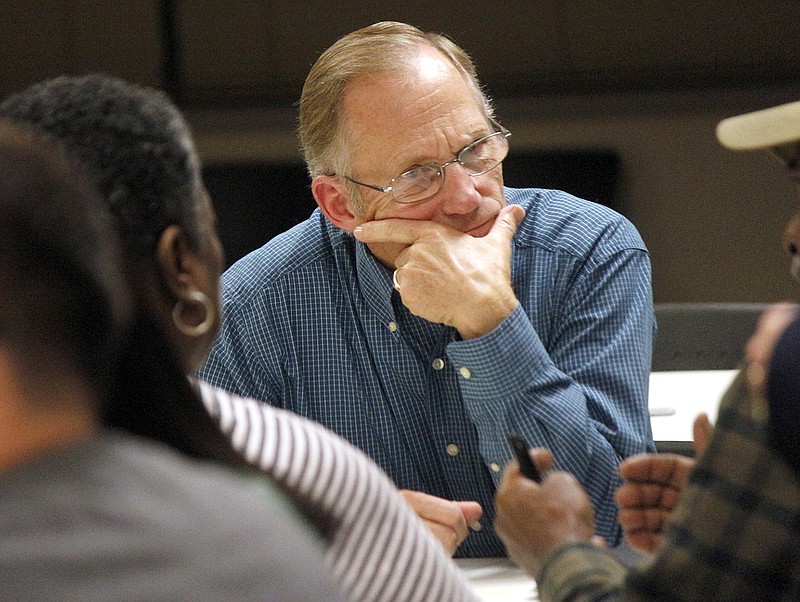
460,132,509,176
392,164,441,204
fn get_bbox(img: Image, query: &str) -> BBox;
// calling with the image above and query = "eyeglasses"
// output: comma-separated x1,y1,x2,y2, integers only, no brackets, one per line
343,125,511,205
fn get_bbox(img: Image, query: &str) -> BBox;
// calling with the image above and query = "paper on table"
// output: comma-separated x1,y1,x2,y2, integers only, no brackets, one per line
648,370,738,442
455,558,538,601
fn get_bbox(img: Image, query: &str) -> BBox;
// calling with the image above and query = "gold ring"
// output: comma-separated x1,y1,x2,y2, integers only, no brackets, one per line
392,269,401,290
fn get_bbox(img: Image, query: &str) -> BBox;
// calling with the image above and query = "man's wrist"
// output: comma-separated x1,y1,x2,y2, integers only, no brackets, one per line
456,294,518,339
537,542,627,602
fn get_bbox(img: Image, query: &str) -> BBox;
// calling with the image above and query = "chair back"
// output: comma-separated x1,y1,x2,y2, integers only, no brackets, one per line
652,302,768,372
650,302,768,455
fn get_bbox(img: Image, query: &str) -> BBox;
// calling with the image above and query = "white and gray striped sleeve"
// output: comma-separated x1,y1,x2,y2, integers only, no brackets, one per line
197,380,481,602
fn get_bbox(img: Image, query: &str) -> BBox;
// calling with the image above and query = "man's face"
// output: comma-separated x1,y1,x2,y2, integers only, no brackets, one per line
341,46,506,240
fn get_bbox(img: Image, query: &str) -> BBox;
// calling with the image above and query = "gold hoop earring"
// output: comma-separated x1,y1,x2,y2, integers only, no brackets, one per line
172,289,215,337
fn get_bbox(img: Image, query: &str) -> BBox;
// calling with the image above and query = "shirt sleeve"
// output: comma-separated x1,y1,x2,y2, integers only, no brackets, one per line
446,244,654,543
767,313,800,475
199,382,482,602
537,543,628,602
198,289,284,406
618,370,800,599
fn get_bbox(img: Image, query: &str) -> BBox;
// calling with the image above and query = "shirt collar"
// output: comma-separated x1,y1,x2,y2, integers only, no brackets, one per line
354,240,398,322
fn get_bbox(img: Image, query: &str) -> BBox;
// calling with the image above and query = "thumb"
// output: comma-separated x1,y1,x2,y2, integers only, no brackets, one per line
692,413,713,455
530,447,555,472
456,501,483,525
487,204,525,244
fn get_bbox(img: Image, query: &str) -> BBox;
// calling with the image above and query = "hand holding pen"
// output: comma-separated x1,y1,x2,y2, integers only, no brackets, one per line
496,435,596,578
507,434,543,482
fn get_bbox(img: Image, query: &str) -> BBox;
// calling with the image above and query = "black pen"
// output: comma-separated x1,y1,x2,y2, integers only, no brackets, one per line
507,434,542,482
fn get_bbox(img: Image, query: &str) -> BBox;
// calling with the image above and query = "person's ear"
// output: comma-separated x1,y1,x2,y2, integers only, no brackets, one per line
312,175,360,233
155,225,203,299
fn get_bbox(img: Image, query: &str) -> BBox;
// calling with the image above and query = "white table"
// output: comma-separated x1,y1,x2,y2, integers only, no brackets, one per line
648,369,738,442
456,558,538,601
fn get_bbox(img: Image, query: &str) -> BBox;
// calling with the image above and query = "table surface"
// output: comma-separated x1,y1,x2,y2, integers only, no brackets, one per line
455,558,538,601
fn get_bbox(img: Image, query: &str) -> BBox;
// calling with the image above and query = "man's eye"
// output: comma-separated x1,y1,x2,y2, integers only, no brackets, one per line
399,166,429,180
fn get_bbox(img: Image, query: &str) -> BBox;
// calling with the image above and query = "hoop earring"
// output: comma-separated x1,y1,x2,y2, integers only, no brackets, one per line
172,289,215,337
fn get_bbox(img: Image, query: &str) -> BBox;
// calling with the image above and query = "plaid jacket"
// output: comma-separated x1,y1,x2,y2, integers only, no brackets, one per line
539,369,800,601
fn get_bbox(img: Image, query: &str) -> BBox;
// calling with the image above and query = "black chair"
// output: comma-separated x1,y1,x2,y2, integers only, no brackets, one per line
651,302,768,454
652,302,768,372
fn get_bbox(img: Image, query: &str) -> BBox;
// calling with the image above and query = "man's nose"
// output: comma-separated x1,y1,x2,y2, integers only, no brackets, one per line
781,212,800,281
439,163,481,214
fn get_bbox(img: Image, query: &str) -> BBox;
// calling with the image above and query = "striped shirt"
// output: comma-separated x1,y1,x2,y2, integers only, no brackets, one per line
197,380,480,602
199,187,656,555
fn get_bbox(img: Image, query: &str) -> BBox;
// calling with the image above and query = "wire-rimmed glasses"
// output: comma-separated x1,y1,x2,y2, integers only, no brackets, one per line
344,126,511,204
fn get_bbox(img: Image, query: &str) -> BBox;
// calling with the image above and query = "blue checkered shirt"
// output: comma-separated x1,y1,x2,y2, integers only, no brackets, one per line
199,187,656,557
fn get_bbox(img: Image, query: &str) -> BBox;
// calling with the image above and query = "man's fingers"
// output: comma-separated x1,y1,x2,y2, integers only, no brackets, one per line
352,205,525,246
530,447,555,473
352,217,431,245
420,519,465,556
486,204,525,244
457,501,484,525
624,531,663,554
692,413,713,455
615,482,682,510
399,489,480,554
618,452,692,487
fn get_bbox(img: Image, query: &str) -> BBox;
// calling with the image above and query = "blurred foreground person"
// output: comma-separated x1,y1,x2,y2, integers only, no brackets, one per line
0,121,343,601
494,100,800,601
0,74,480,601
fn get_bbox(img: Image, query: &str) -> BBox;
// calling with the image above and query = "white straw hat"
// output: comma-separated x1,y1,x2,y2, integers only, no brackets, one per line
716,100,800,151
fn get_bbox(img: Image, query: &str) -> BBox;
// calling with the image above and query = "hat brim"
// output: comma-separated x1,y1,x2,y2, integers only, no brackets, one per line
716,100,800,151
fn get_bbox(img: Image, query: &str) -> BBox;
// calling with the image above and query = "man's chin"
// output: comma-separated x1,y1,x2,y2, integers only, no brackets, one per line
465,218,495,238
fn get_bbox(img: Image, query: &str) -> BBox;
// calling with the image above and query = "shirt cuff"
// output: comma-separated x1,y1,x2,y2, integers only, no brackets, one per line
538,542,628,602
446,304,551,400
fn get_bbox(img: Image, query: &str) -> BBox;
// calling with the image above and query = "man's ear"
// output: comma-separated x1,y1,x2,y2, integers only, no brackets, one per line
312,175,360,233
155,225,201,299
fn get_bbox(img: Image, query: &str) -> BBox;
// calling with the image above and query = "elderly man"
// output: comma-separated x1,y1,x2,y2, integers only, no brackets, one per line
200,21,655,557
495,100,800,599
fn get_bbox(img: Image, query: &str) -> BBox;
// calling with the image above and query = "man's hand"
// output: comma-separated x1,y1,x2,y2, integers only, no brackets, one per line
745,302,798,368
615,452,695,553
692,412,713,455
353,205,525,339
494,448,595,577
744,302,799,396
399,490,483,556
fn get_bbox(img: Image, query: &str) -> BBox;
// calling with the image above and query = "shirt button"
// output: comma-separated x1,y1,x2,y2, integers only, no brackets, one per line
446,443,459,456
459,367,471,379
432,358,445,370
469,521,482,532
490,462,501,473
388,322,398,332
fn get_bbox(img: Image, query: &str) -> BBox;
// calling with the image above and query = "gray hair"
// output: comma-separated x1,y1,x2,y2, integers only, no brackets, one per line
298,21,494,212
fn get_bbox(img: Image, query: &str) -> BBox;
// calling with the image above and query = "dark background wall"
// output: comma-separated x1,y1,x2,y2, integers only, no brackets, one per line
3,1,800,300
203,149,621,267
